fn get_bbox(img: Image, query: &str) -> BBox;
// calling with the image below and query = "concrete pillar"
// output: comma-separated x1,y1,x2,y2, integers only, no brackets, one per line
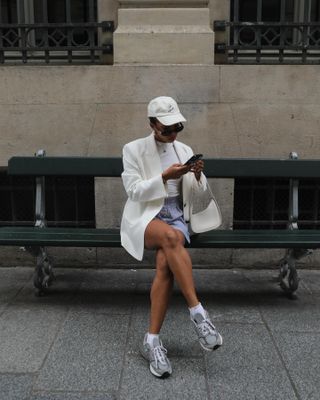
208,0,229,24
98,0,119,25
97,0,118,64
114,5,214,64
209,0,229,64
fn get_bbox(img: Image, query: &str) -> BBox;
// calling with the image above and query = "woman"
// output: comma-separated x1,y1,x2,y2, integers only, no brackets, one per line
121,96,222,378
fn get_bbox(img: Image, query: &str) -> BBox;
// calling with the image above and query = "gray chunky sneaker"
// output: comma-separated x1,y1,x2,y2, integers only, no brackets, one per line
191,311,223,351
140,334,172,378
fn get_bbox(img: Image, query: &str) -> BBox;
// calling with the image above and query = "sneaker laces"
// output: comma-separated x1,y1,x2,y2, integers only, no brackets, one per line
196,318,216,338
152,345,168,369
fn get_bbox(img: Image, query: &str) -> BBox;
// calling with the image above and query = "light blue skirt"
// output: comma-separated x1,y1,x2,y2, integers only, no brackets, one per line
155,196,190,243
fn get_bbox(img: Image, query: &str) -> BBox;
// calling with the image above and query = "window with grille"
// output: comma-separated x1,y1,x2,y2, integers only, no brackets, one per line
215,0,320,64
0,0,114,64
0,171,95,228
1,0,97,24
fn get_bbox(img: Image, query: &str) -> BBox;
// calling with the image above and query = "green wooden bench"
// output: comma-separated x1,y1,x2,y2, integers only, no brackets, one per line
2,150,319,297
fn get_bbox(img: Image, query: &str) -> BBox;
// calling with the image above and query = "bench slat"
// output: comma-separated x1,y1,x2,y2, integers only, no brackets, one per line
8,157,320,178
8,157,124,177
189,230,320,248
204,159,320,178
0,227,121,247
0,227,319,248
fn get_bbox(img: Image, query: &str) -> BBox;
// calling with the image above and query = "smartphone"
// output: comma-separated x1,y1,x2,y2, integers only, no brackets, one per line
184,154,203,166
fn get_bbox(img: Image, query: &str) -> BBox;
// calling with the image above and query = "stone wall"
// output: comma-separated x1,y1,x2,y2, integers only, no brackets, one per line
1,64,319,268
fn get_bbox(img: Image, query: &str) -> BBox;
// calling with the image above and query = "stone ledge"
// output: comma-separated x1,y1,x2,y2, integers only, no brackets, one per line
114,8,214,64
119,0,208,7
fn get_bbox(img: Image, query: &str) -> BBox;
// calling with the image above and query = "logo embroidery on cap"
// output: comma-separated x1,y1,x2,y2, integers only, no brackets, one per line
168,104,174,113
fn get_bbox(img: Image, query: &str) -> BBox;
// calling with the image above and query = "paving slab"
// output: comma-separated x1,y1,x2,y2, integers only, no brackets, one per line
0,269,81,376
242,269,311,297
0,373,34,400
71,269,137,315
0,305,68,373
205,323,298,400
77,269,137,292
194,269,274,294
194,270,267,325
34,312,130,392
276,332,320,400
299,270,320,295
258,294,320,333
10,269,82,307
119,356,208,400
207,363,298,400
0,267,318,399
30,392,115,400
0,267,32,314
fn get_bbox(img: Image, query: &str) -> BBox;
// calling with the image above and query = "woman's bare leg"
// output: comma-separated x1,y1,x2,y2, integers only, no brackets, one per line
149,249,174,334
145,219,199,308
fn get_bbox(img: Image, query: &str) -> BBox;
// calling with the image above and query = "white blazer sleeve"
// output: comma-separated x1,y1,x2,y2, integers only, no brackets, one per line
121,144,167,202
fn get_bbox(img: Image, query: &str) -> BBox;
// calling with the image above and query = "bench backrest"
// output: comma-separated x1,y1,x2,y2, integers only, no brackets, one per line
8,156,320,178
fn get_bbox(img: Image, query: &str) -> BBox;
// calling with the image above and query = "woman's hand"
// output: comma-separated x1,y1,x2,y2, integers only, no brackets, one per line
191,159,204,181
162,163,191,183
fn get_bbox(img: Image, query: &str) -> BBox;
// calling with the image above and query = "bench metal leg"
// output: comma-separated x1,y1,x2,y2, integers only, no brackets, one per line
279,248,312,297
26,246,55,296
278,153,313,297
26,149,55,296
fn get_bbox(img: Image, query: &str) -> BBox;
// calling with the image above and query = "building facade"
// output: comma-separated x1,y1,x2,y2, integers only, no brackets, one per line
0,0,320,268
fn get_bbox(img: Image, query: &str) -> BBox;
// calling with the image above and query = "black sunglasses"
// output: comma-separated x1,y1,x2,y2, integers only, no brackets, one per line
160,123,184,136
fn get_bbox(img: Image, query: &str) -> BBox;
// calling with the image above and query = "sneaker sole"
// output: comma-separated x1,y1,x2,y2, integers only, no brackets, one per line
200,332,223,352
150,364,172,379
139,347,172,379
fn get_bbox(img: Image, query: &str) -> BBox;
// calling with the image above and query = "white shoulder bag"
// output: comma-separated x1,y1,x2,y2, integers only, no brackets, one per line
189,180,222,233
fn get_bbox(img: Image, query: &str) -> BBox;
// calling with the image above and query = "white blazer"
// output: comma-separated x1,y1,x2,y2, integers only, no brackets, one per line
120,133,207,261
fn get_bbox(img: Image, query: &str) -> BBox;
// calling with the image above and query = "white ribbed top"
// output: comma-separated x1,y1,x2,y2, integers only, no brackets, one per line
156,141,182,197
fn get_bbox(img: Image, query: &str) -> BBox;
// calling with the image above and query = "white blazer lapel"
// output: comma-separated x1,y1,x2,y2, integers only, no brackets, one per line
144,133,162,177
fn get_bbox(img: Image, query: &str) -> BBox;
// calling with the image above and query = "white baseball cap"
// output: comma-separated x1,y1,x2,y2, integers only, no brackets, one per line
147,96,186,126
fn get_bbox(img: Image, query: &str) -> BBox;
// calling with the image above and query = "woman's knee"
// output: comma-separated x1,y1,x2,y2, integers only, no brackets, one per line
162,228,181,249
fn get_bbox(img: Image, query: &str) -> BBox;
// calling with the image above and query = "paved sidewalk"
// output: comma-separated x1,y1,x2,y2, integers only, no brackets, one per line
0,266,319,400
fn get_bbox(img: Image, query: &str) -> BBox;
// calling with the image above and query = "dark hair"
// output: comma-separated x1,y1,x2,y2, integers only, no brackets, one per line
149,117,158,125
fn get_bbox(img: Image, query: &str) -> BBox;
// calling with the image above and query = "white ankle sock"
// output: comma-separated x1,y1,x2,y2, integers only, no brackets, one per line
146,333,159,348
189,302,206,319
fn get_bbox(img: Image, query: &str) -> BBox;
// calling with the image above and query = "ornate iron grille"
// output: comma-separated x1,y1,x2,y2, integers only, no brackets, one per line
0,172,35,226
0,0,114,64
298,179,320,229
0,21,113,64
45,176,95,227
0,171,95,227
215,0,320,64
233,178,290,229
234,177,320,229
